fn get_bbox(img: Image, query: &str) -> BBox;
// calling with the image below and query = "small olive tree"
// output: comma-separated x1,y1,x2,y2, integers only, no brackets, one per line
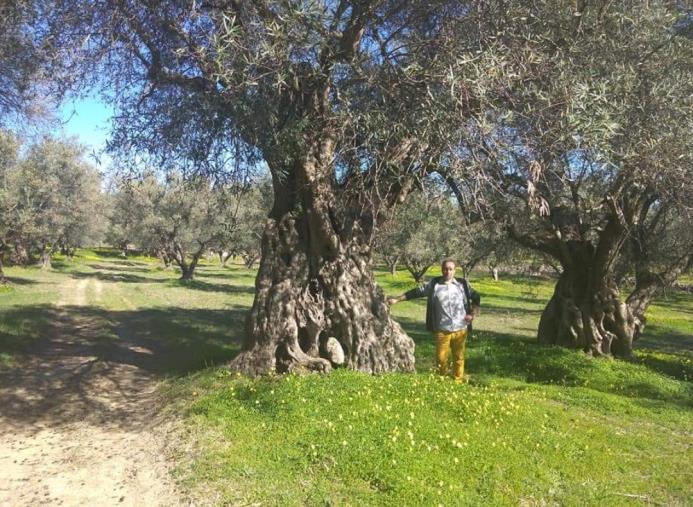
2,136,103,269
375,190,465,282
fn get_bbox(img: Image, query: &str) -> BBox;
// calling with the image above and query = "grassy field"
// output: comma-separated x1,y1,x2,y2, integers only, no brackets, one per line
1,251,691,506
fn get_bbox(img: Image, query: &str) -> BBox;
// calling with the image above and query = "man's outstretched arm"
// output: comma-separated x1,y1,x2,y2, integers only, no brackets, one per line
387,280,433,306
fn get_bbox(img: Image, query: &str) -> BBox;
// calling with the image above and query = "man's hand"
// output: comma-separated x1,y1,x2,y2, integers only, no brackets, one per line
387,296,403,306
464,314,474,323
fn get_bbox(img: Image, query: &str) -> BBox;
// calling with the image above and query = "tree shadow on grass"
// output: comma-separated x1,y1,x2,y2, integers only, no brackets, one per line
478,304,543,316
481,293,548,307
70,270,169,284
3,276,39,286
394,315,692,410
0,303,246,428
192,269,257,281
88,263,157,274
171,278,255,295
91,249,128,260
636,325,693,355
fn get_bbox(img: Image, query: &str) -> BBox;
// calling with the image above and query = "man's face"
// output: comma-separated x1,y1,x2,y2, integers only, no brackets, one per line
442,261,456,281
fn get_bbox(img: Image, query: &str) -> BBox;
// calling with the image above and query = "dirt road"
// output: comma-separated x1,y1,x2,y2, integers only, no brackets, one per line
0,275,182,506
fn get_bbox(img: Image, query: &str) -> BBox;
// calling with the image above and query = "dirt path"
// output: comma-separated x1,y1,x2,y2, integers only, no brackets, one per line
0,275,183,507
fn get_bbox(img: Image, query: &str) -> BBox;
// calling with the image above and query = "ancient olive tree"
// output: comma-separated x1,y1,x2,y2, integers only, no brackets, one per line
443,1,692,356
58,1,506,374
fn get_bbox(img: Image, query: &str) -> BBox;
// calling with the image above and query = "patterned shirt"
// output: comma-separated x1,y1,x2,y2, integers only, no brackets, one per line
409,278,470,332
432,280,468,332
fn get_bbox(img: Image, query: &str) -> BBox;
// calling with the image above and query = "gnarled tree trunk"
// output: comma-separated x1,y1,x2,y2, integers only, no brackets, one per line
230,145,416,376
232,215,415,375
537,243,641,357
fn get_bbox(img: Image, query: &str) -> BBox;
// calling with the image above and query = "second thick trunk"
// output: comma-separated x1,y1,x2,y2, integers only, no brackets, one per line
538,268,641,357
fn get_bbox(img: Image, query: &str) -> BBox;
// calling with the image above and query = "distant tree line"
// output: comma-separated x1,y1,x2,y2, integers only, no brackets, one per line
0,132,104,281
107,173,270,280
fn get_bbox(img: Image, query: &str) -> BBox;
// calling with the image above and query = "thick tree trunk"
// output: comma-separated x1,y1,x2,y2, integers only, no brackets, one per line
231,214,415,375
0,252,6,284
538,266,641,357
229,69,417,375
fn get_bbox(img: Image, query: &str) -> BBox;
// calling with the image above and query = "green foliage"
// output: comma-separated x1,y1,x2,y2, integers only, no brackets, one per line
375,191,466,281
107,172,259,277
1,135,105,264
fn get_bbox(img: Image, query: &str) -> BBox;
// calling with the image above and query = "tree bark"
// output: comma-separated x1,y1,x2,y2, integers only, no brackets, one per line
537,246,640,357
230,146,416,376
232,215,415,375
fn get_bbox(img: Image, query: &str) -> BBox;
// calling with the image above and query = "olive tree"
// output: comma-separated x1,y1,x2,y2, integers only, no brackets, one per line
442,1,692,356
52,0,513,374
110,173,240,280
374,190,465,282
3,137,103,269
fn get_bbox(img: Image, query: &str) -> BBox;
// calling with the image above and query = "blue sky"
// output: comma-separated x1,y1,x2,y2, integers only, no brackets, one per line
58,96,114,164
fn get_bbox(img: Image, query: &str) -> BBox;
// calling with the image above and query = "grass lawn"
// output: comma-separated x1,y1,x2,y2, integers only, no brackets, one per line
1,251,691,505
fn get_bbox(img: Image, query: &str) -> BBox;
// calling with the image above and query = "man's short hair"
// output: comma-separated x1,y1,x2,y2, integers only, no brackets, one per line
441,258,456,268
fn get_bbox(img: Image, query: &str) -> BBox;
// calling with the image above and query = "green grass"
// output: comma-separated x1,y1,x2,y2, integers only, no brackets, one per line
1,252,692,505
166,265,691,506
0,251,248,372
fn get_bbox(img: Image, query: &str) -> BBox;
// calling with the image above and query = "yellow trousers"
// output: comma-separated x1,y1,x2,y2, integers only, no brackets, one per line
434,328,469,381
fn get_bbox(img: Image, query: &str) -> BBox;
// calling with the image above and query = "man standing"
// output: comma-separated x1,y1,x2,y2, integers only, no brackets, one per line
388,258,480,382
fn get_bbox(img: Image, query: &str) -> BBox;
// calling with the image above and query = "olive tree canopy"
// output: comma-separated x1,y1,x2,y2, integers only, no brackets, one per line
441,1,692,356
53,0,511,374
